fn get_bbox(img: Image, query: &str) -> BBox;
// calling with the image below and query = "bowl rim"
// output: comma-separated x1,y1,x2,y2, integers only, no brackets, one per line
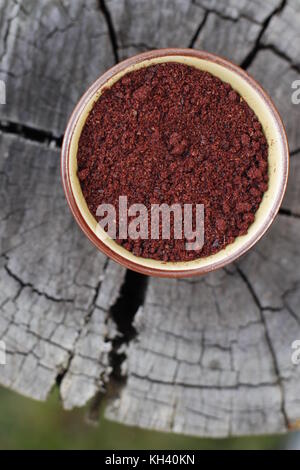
61,48,289,278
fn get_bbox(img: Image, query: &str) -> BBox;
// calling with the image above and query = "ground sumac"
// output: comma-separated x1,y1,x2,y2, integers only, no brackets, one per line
77,62,268,261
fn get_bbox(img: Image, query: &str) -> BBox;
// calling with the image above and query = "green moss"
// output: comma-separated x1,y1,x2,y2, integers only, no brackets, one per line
0,386,286,450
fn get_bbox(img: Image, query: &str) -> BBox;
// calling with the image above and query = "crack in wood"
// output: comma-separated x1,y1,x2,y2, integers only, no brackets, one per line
4,257,73,303
0,120,63,148
56,351,74,387
279,208,300,220
129,371,279,390
193,0,261,25
236,265,290,429
55,270,107,385
241,0,287,70
258,44,300,73
108,270,148,384
98,0,119,64
290,148,300,157
189,10,209,48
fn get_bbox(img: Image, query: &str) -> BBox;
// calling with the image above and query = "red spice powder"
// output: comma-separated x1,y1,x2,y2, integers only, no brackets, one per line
77,62,268,261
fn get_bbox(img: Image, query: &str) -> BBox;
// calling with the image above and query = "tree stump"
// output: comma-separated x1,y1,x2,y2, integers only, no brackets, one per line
0,0,300,437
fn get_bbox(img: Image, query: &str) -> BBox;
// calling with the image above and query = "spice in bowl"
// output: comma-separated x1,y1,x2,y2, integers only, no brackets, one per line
77,62,268,262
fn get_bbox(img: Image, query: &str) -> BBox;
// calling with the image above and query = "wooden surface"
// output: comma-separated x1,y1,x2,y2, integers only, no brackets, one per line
0,0,300,437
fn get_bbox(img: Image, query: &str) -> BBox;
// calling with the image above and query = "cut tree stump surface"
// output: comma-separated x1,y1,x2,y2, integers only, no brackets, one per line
0,0,300,437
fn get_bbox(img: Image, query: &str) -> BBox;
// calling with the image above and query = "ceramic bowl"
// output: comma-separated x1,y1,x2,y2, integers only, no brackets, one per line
61,48,289,278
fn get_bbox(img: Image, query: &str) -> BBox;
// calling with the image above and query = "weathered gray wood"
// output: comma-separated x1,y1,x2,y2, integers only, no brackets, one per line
248,49,300,153
0,0,300,437
282,153,300,216
194,0,282,23
261,0,300,65
105,0,207,60
60,261,126,409
106,217,300,435
0,0,114,136
193,13,261,64
0,132,125,402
